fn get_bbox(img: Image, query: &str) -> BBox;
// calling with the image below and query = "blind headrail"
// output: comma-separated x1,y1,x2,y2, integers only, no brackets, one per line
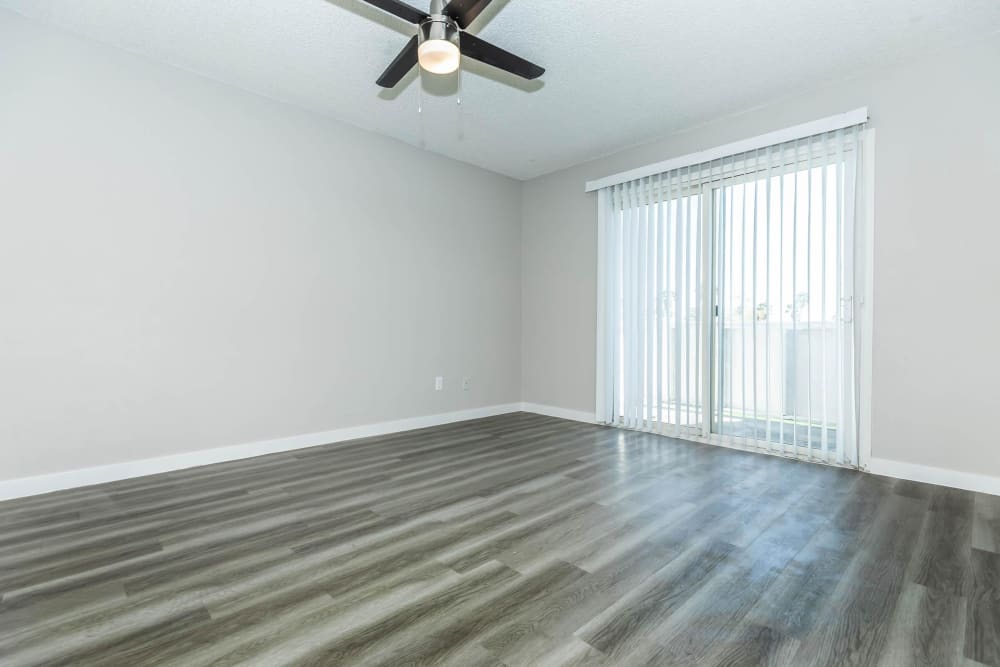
584,107,868,193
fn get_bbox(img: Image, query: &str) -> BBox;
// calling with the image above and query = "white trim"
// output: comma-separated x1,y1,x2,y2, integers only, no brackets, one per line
0,402,600,501
857,128,876,470
4,403,995,503
520,402,597,424
870,458,1000,496
0,403,522,501
585,108,869,192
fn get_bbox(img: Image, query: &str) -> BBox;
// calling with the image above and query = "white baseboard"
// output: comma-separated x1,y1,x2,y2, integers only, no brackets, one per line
519,402,596,424
868,457,1000,496
0,403,522,502
20,403,988,503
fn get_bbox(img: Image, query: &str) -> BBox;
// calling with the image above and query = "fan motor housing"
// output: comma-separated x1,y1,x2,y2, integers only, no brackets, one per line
418,15,459,48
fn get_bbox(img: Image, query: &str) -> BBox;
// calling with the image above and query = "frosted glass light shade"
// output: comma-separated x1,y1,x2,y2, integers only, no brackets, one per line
418,39,460,74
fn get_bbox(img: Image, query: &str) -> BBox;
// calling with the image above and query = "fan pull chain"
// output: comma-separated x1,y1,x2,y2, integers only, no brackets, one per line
417,67,426,148
456,66,464,141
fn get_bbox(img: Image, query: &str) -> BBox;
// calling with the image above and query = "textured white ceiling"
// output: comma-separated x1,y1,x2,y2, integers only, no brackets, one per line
4,0,999,179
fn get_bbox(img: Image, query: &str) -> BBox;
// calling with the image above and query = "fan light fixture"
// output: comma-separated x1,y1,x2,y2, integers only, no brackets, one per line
417,16,460,75
418,39,460,74
364,0,545,89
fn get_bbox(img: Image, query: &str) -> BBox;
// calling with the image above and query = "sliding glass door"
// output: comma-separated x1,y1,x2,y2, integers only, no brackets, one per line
597,126,865,467
606,181,704,433
711,154,855,463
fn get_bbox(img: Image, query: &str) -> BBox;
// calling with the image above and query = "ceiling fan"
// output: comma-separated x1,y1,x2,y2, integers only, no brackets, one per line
360,0,545,88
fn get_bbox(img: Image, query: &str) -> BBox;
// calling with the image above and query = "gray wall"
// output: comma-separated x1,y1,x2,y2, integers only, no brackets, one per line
522,35,1000,476
0,10,522,480
3,7,998,484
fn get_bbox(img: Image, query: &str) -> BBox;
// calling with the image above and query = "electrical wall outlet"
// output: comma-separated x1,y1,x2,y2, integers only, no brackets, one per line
462,377,472,391
434,376,444,391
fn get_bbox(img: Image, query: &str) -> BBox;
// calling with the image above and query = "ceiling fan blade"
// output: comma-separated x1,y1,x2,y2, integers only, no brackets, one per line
376,35,419,88
459,32,544,80
442,0,494,29
358,0,429,24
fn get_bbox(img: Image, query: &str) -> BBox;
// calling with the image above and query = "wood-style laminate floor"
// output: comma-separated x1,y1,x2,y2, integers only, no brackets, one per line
1,412,997,666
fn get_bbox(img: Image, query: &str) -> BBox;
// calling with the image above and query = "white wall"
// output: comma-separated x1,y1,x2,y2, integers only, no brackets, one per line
522,35,1000,478
0,10,522,481
3,7,999,489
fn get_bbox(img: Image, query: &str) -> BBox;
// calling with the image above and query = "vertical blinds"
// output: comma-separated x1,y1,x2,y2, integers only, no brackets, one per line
596,124,867,467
